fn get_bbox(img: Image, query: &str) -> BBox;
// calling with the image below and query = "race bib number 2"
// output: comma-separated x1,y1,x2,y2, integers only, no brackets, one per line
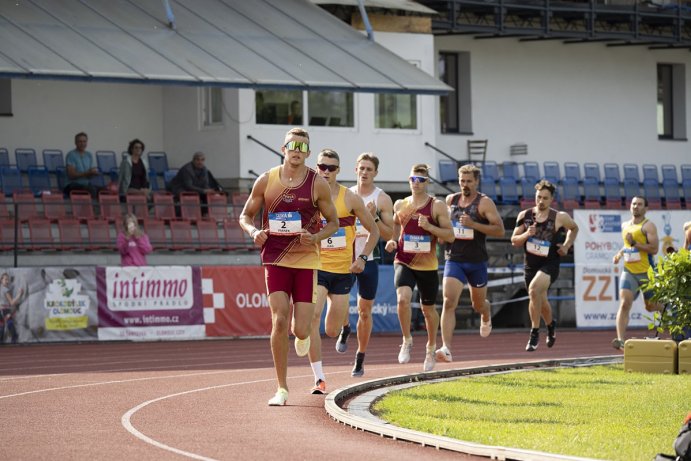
268,212,302,235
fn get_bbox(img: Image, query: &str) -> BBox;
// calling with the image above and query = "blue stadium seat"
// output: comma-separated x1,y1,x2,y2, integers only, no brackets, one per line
583,163,601,183
662,179,682,209
604,177,623,209
163,169,178,189
523,161,540,182
42,149,64,173
623,164,640,183
15,148,37,173
563,162,581,182
27,166,52,196
583,177,601,208
543,161,560,184
482,161,499,180
0,166,23,196
479,175,497,201
681,165,691,182
642,178,662,209
603,163,621,182
0,148,10,167
683,179,691,209
96,151,118,180
623,178,640,203
148,151,169,176
498,177,519,205
642,164,659,182
438,159,458,183
560,176,580,211
660,164,678,183
502,161,519,180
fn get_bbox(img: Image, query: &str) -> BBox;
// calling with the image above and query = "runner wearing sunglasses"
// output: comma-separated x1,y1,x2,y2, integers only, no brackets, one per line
238,128,339,406
385,164,454,372
304,149,379,395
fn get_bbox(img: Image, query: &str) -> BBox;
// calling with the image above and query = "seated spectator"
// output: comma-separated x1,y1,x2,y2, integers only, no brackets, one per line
64,132,102,198
167,152,224,207
116,214,152,267
118,139,150,197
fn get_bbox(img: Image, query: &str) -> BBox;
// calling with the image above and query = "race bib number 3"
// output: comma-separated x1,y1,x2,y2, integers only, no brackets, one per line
403,234,431,253
526,237,550,257
623,247,641,263
321,227,346,250
268,212,302,235
452,221,474,240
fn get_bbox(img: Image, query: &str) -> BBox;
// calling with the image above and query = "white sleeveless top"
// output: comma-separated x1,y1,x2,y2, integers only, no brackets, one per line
349,185,382,259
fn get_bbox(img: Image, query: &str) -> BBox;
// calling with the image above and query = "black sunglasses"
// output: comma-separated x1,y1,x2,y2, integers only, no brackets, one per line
317,163,339,172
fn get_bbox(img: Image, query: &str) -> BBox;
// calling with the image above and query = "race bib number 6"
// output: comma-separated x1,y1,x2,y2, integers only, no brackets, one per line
268,211,302,235
321,227,346,250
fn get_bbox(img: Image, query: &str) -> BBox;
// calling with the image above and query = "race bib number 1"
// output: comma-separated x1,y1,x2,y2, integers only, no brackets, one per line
268,212,302,235
526,237,550,257
402,234,431,253
452,220,474,240
321,227,346,250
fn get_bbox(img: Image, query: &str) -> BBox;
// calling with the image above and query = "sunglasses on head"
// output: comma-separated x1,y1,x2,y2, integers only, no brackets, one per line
317,163,339,172
284,141,309,153
409,175,428,183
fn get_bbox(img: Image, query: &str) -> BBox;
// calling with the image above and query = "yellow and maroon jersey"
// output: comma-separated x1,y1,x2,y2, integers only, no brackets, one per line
260,166,321,269
320,185,356,274
395,196,439,271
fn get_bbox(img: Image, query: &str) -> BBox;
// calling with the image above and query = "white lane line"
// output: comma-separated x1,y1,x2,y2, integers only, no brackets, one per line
0,368,256,400
120,365,407,460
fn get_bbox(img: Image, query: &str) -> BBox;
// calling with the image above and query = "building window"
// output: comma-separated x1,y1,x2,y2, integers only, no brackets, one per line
256,90,302,125
307,91,353,127
201,87,223,127
0,79,11,116
657,63,686,140
375,93,417,129
255,90,353,127
439,51,472,134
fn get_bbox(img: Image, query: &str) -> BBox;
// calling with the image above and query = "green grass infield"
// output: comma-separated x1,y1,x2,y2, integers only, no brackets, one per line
373,364,690,461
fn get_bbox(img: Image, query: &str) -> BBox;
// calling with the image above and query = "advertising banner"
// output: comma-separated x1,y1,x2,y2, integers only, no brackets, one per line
202,266,271,337
348,264,399,333
573,209,688,328
97,266,204,340
0,267,98,344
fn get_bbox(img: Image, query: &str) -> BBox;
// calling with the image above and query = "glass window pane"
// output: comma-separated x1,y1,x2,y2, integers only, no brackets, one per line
256,90,302,125
439,52,458,134
657,64,672,138
375,94,417,129
210,88,223,124
307,91,353,127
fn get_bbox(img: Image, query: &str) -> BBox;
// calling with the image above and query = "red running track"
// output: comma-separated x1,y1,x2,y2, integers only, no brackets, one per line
0,329,622,460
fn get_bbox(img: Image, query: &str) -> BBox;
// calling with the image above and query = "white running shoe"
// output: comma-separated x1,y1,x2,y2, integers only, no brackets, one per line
294,336,310,357
435,346,453,363
423,350,436,372
398,338,413,364
480,319,492,338
268,388,288,406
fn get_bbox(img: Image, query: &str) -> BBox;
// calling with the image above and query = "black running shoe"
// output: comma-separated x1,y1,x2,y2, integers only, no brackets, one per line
546,320,556,348
335,325,351,353
526,328,539,352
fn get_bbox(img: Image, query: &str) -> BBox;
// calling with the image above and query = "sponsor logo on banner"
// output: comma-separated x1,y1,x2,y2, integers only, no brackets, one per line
588,213,621,233
105,266,193,311
44,278,90,330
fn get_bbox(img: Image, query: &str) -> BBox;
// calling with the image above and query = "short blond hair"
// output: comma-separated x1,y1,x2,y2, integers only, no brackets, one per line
285,127,309,142
410,163,430,176
458,164,480,180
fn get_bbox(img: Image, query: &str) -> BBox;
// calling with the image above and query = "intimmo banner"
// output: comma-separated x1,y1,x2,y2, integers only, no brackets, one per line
0,264,402,343
573,209,688,329
97,266,205,341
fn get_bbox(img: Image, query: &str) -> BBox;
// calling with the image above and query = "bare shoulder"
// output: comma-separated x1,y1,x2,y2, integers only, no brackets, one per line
377,190,394,208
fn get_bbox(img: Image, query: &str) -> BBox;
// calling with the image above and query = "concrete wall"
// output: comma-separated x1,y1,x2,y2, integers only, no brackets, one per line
0,80,164,157
434,36,691,168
